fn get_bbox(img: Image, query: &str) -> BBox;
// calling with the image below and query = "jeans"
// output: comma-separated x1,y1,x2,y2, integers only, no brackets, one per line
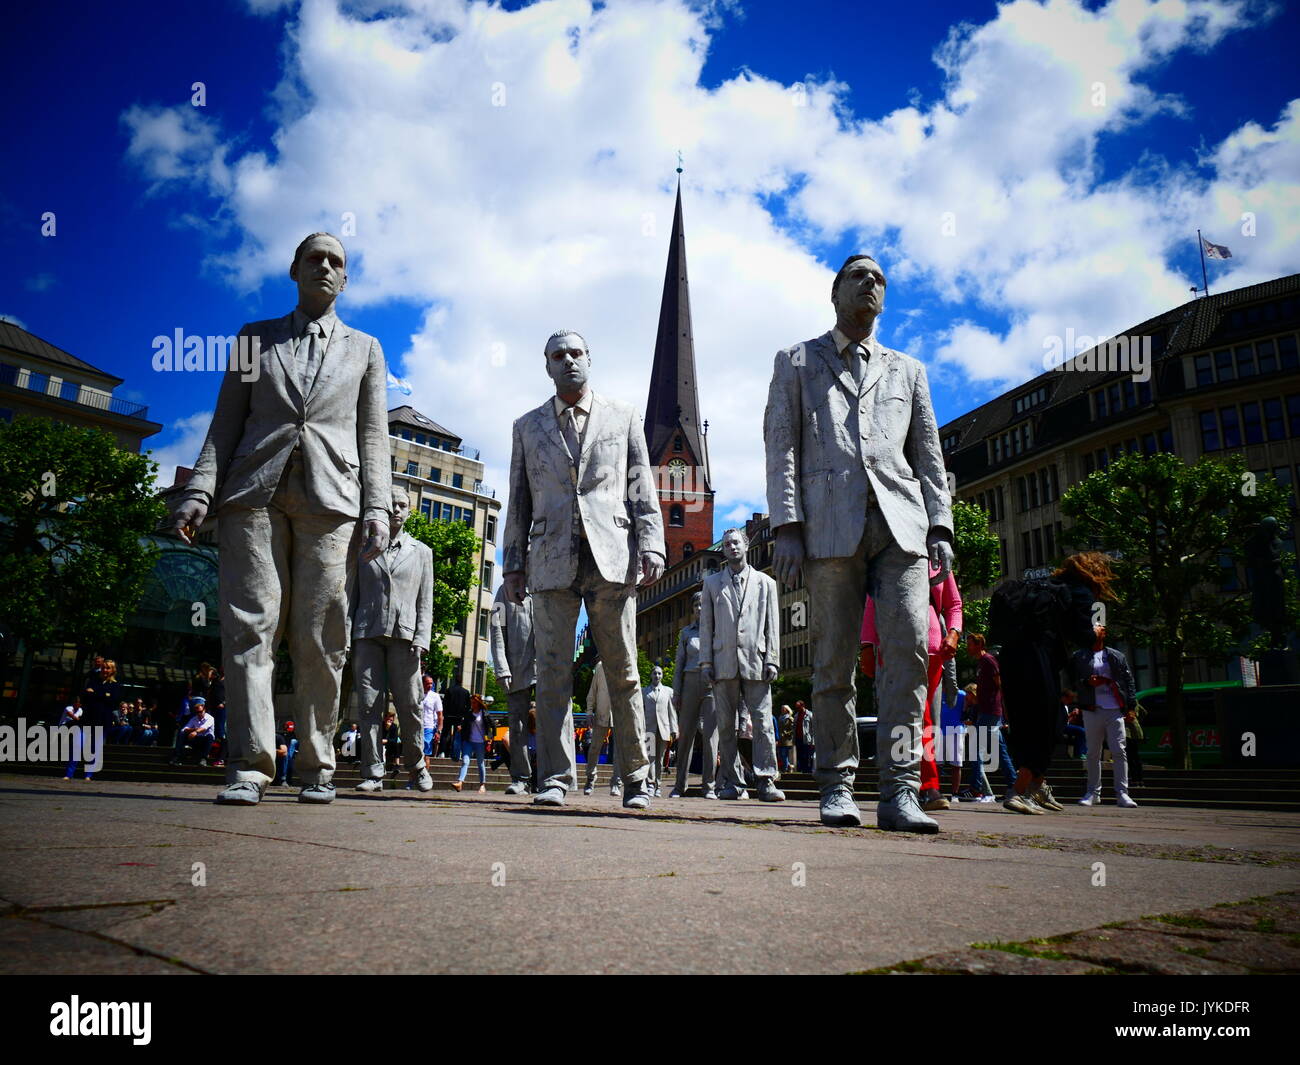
969,713,1016,794
1083,708,1129,797
276,738,299,784
423,728,436,757
458,741,486,784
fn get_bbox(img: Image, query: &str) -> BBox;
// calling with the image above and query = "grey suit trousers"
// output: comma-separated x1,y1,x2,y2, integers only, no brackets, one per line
353,635,423,780
506,686,533,783
714,678,776,789
532,542,648,793
673,671,718,793
219,450,359,788
804,508,929,797
585,726,614,789
643,732,669,791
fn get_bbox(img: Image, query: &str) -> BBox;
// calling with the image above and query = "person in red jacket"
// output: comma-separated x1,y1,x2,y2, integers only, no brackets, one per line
860,561,963,811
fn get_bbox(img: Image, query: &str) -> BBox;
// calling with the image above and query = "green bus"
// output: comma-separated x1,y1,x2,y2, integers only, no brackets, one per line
1133,680,1242,767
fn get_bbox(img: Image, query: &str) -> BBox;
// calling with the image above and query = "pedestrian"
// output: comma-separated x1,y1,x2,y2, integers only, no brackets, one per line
1060,690,1087,759
60,699,84,780
964,635,1017,801
1070,624,1139,808
776,704,796,773
79,659,121,781
1125,701,1147,788
419,675,442,771
452,693,490,793
989,551,1115,815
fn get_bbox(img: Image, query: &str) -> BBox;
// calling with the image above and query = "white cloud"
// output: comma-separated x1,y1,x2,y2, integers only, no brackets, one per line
146,410,213,490
123,0,1296,532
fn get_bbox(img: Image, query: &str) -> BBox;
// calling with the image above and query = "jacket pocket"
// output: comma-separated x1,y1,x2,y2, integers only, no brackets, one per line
613,514,631,529
529,518,547,537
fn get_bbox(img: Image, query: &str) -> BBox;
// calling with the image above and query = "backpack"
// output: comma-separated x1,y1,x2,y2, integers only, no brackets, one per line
987,577,1073,649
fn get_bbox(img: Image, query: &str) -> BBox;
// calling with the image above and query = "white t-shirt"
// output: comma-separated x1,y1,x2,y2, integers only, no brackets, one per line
184,712,215,736
1091,650,1122,710
421,690,443,730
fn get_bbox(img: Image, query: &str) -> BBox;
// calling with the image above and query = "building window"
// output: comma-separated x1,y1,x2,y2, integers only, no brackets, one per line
1288,394,1300,437
405,461,419,476
1242,401,1264,445
1032,528,1043,567
1236,345,1256,378
1044,523,1055,560
483,559,494,585
60,380,79,402
683,542,694,557
430,468,441,483
485,514,497,543
1122,380,1136,410
1018,477,1028,512
452,473,464,489
674,435,683,452
414,433,426,446
1194,354,1213,386
1264,398,1285,441
670,504,684,527
1279,336,1298,371
1084,453,1094,474
1220,406,1242,449
474,661,486,695
1021,531,1031,568
1200,411,1220,452
1214,349,1234,382
0,364,17,386
1257,339,1276,374
478,609,489,640
419,498,432,518
999,538,1008,575
27,372,49,394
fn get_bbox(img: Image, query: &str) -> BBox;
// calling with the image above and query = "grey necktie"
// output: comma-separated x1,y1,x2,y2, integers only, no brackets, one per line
562,407,581,465
731,571,744,604
846,342,867,386
298,320,323,394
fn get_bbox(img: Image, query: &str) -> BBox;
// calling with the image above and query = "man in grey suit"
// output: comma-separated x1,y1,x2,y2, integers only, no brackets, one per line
503,330,666,809
669,590,719,799
583,660,620,796
489,582,537,795
641,666,676,797
353,484,434,794
700,528,784,802
766,254,953,832
171,233,392,806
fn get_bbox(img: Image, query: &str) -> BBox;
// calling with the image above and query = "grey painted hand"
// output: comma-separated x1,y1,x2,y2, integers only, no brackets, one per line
762,663,778,683
503,571,527,605
172,498,207,546
927,533,954,582
499,673,512,690
700,664,714,687
361,519,389,562
772,524,805,588
640,551,664,585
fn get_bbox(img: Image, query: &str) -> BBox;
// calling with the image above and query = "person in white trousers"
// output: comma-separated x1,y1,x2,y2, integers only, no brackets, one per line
1070,626,1138,808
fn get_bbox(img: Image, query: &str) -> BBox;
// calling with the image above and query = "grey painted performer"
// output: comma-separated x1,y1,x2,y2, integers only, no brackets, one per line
353,485,434,794
700,528,784,802
583,660,620,796
488,582,537,795
171,232,392,806
765,254,953,832
669,590,719,799
641,665,676,797
502,329,666,809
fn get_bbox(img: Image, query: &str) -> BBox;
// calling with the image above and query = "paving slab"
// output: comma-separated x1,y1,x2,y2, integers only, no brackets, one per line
2,776,1297,974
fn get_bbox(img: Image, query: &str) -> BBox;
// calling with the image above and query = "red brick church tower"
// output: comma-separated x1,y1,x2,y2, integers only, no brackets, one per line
644,178,713,566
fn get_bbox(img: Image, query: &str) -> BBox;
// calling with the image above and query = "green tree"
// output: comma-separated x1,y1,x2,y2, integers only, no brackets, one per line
0,418,167,712
951,499,1003,642
1061,452,1297,769
402,511,480,685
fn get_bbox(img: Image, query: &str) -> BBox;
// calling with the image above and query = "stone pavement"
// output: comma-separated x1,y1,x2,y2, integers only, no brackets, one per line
1,774,1297,975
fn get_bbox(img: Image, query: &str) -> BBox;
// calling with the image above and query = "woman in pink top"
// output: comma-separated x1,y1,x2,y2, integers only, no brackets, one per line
859,561,963,811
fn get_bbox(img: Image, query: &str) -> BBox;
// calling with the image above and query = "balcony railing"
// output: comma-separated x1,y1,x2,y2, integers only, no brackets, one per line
0,362,150,421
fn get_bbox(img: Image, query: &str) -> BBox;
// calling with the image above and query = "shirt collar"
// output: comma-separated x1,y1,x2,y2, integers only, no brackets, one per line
830,326,878,359
292,307,338,339
553,391,593,418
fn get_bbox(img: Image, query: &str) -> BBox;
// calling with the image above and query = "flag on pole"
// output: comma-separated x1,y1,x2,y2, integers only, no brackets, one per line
1201,235,1232,260
386,371,412,395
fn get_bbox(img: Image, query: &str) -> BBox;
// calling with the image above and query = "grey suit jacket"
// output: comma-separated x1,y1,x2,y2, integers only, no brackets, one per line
185,312,392,522
763,331,952,559
642,684,677,740
489,584,536,692
352,531,434,650
699,566,781,681
587,661,612,729
673,622,706,688
503,392,665,591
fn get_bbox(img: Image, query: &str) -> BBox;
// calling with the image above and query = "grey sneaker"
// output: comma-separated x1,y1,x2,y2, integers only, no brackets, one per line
756,780,786,802
410,767,434,792
355,778,384,793
532,787,565,806
1076,791,1099,807
717,785,748,800
701,787,718,800
878,789,940,833
1003,792,1044,815
297,783,336,804
819,785,862,827
215,781,264,806
582,785,593,796
622,784,650,810
504,780,529,795
1116,792,1138,808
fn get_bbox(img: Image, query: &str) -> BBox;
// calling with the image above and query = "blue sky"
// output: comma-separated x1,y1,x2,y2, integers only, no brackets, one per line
2,0,1297,557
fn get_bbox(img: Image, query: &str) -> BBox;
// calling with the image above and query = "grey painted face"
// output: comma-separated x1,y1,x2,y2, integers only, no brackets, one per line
832,257,886,324
692,594,702,621
721,532,747,564
652,666,664,685
544,333,591,395
390,490,411,534
291,235,348,308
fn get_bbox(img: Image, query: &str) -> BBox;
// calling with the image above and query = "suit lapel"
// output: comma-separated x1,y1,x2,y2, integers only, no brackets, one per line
814,333,858,399
540,402,572,469
859,339,888,399
271,314,303,409
578,392,606,473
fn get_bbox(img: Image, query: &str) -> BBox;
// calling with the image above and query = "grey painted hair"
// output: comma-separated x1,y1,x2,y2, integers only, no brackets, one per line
545,329,589,354
721,527,750,548
292,231,347,271
831,253,881,300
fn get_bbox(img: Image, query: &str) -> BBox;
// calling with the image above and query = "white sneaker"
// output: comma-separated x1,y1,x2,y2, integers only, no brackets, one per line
355,778,384,793
1116,792,1138,808
1077,792,1098,806
582,785,593,796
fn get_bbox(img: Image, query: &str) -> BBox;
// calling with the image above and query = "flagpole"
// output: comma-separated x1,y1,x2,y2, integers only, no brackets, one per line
1197,229,1210,297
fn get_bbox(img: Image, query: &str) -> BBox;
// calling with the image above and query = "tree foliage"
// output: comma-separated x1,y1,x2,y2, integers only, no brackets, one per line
951,498,1002,644
1061,451,1297,768
401,511,480,685
0,418,167,709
